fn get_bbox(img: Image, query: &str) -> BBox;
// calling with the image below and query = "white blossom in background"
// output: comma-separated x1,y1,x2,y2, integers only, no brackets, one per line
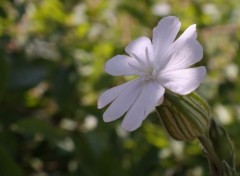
98,16,206,131
202,3,220,22
152,2,171,16
224,63,239,82
214,104,232,125
82,115,98,131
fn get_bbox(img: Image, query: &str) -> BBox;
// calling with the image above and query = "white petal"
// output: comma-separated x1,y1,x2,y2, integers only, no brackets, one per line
98,79,137,109
144,82,165,115
125,36,154,62
159,67,206,95
162,38,203,71
152,16,181,61
154,24,198,70
105,55,137,76
103,79,143,122
176,24,197,42
121,81,165,131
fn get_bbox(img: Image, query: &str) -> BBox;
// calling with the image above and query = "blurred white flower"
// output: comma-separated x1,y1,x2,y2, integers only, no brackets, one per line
224,63,239,82
214,104,232,125
82,115,98,131
98,16,206,131
152,2,171,16
202,3,220,22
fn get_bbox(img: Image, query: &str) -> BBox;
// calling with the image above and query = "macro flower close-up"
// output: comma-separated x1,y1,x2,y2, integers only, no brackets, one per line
1,1,240,175
98,16,206,131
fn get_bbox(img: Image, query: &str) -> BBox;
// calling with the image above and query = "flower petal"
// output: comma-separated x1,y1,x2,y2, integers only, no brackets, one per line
125,36,154,62
105,55,137,76
103,79,143,122
176,24,197,42
159,67,206,95
162,38,203,71
121,81,165,131
98,79,137,109
152,16,181,61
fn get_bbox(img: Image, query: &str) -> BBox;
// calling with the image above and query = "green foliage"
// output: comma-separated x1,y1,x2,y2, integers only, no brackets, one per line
0,0,240,175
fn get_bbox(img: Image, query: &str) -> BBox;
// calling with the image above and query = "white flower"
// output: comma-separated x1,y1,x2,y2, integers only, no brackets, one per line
98,16,206,131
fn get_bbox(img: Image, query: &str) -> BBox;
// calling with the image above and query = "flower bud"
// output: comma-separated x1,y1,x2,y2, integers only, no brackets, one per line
156,91,211,141
209,120,236,168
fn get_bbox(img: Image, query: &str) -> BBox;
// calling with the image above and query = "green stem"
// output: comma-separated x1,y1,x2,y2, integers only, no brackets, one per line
198,135,221,175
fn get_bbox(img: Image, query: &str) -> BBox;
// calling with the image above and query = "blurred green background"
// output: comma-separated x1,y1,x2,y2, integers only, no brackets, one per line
0,0,240,175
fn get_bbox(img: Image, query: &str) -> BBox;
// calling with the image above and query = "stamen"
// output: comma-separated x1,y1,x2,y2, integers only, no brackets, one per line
129,50,160,81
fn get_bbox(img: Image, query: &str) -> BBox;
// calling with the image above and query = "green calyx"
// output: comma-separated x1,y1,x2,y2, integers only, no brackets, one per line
156,91,211,141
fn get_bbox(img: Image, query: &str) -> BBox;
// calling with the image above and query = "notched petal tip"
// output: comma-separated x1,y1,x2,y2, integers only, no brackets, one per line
152,16,181,59
98,89,116,109
98,94,106,109
180,24,197,40
191,24,196,28
189,24,197,38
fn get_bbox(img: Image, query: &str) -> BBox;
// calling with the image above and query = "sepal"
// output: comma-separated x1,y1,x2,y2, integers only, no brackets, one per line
156,91,211,141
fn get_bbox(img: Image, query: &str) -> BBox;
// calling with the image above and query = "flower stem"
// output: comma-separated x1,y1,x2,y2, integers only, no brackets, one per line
198,120,239,176
198,135,221,175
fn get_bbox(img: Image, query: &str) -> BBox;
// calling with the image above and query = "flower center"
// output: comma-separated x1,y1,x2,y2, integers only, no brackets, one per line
143,64,160,81
129,47,160,81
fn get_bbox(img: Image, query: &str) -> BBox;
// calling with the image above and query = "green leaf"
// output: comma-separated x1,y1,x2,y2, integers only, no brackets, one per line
52,66,77,111
0,144,25,176
15,118,66,142
209,120,236,168
0,57,9,97
9,63,46,90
